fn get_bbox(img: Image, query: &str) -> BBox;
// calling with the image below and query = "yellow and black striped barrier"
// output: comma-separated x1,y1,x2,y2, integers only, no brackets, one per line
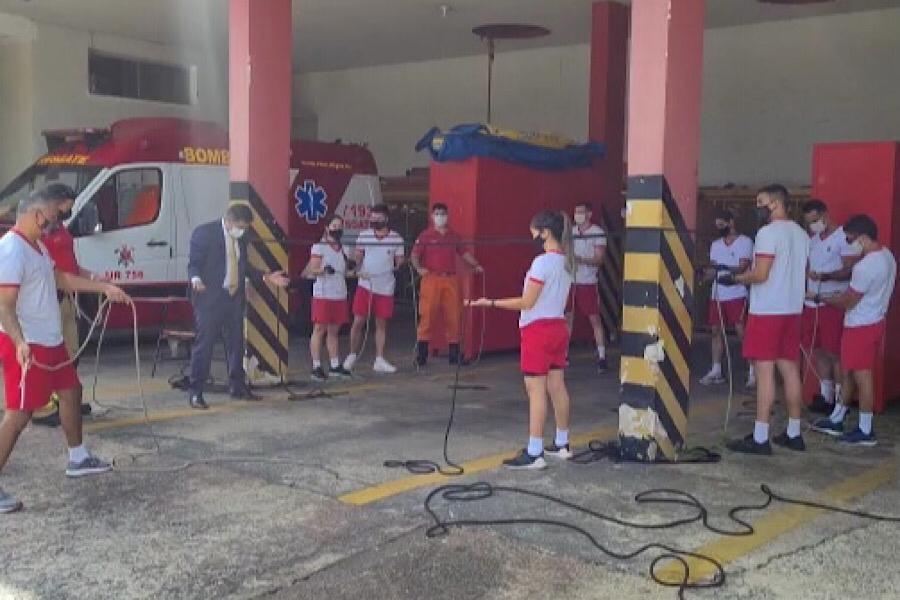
619,175,694,461
230,183,290,382
599,206,624,342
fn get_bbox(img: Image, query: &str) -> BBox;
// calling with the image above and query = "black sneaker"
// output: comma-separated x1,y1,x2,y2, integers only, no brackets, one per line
311,367,327,382
544,442,573,460
726,433,773,455
772,431,806,451
80,403,93,416
502,449,547,470
808,394,835,415
329,366,352,379
597,358,609,374
32,410,61,427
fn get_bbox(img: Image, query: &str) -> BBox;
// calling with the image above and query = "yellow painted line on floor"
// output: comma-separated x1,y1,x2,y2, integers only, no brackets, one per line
657,457,898,585
339,400,725,506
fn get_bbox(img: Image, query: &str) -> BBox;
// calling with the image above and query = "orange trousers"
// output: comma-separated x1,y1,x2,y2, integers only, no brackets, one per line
417,274,461,343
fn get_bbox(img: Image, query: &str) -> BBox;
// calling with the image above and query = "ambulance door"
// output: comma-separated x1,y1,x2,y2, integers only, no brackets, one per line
69,163,173,285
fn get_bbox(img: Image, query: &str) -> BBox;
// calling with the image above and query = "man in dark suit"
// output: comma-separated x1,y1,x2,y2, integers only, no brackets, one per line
187,203,289,409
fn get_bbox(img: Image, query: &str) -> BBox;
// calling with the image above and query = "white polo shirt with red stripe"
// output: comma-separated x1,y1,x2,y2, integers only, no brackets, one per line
519,251,573,328
710,235,753,301
311,242,348,300
748,219,810,316
805,226,861,307
356,228,405,297
845,248,897,327
0,229,63,347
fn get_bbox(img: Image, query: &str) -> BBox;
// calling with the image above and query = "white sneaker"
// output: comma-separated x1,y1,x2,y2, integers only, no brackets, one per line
699,371,725,385
373,357,397,374
342,354,357,371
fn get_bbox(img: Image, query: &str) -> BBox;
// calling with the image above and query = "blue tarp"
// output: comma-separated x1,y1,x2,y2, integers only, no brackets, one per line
415,124,605,171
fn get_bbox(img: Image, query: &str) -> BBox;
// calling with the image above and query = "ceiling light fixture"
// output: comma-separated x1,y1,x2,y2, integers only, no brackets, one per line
472,24,551,123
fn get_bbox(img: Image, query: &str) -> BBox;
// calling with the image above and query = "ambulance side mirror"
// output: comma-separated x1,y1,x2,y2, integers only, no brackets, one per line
71,204,100,237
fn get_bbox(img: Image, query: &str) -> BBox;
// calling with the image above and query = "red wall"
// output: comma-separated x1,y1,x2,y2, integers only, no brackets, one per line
429,157,603,358
811,141,900,412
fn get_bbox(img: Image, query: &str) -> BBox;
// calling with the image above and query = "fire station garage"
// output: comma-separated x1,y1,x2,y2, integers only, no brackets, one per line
1,1,900,598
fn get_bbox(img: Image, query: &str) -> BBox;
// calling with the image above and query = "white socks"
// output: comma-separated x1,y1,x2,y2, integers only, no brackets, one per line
555,429,569,447
710,363,722,376
68,444,90,463
786,418,801,439
527,436,544,457
748,363,755,379
312,360,322,369
330,357,340,369
597,345,606,360
859,412,874,435
829,403,849,424
753,421,769,444
820,379,835,403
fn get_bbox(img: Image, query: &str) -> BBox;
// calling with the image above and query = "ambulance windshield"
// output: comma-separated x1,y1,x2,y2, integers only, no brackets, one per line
0,165,102,224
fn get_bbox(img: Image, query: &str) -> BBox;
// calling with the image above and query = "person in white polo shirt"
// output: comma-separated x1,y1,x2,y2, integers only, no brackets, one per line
811,214,896,446
0,188,131,514
303,216,353,382
699,209,755,389
799,200,862,414
726,184,810,455
343,204,405,374
567,202,609,372
467,210,575,470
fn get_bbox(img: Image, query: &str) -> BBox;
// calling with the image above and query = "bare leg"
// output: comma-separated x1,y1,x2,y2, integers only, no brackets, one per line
325,324,340,363
310,324,326,364
375,318,387,359
0,410,32,472
710,326,725,367
855,370,875,413
524,376,549,438
57,386,84,448
348,316,365,356
587,314,605,349
776,358,803,420
546,369,571,431
755,360,776,423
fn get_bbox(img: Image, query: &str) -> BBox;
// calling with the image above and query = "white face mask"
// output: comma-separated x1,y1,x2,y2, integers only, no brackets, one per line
228,226,246,239
809,219,826,235
433,214,448,228
574,213,587,226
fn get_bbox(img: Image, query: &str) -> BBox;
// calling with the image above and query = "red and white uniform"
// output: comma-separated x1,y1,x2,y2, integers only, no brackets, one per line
0,230,79,411
743,220,810,361
708,235,753,327
310,242,349,325
801,227,861,355
352,228,404,320
520,251,573,375
569,224,606,317
841,248,896,371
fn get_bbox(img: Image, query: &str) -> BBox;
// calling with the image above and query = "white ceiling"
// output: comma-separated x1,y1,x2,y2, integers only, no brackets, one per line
0,0,899,72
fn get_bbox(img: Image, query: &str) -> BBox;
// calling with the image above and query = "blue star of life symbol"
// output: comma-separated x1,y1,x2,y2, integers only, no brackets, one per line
294,179,328,224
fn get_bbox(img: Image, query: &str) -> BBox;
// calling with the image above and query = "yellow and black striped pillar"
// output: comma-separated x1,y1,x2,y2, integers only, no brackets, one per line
619,175,695,461
231,183,290,382
598,206,624,342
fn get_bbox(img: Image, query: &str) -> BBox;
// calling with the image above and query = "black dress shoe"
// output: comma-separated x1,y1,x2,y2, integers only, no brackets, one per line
230,388,261,401
189,395,209,410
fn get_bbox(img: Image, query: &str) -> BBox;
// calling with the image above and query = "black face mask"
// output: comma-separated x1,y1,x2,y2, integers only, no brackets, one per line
59,209,73,221
755,205,772,225
329,229,343,241
371,219,388,230
532,233,545,252
717,226,731,238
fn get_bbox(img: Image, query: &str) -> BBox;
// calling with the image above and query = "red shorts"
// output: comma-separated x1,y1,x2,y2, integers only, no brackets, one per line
311,298,348,325
520,319,570,375
707,298,747,328
801,305,844,355
568,284,600,317
841,320,885,371
352,286,394,320
743,313,802,362
0,334,79,412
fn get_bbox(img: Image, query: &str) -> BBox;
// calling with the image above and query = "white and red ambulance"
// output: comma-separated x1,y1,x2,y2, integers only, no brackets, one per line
0,117,381,331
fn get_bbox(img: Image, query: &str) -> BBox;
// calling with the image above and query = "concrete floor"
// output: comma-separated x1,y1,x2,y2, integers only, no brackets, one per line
2,315,899,600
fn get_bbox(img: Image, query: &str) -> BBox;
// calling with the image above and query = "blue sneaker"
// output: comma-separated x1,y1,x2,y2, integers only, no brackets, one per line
66,455,112,478
0,487,23,514
839,428,877,447
811,417,844,437
503,449,547,470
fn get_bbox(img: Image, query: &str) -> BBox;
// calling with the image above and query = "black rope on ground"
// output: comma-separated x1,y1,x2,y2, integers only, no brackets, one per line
424,482,900,600
570,440,722,465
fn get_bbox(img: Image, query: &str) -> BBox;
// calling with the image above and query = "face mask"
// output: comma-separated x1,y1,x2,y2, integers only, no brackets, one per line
717,226,730,238
228,227,246,239
329,228,344,241
433,214,448,228
37,211,55,234
809,219,826,235
755,204,772,225
532,233,546,252
846,236,863,253
371,219,388,230
574,214,587,226
59,209,73,221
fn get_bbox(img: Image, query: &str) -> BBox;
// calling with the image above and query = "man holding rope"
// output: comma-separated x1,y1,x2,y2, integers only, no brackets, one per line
0,188,132,514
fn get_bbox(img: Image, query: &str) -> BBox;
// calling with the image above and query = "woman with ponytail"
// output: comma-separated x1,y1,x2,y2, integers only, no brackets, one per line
466,211,575,469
